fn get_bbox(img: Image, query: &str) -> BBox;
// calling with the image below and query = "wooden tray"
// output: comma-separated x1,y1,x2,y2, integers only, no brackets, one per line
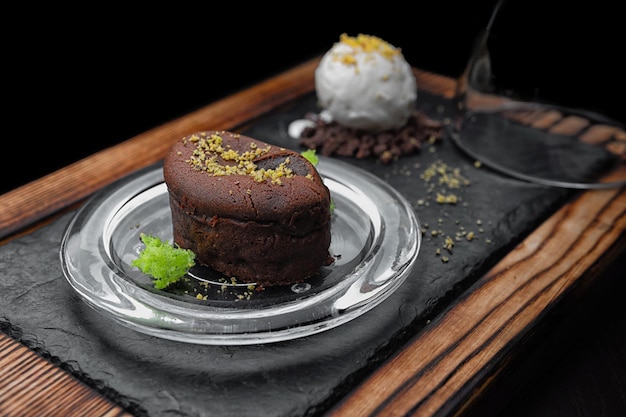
1,57,625,417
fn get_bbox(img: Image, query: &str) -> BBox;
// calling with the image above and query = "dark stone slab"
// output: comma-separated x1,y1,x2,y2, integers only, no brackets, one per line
0,91,573,417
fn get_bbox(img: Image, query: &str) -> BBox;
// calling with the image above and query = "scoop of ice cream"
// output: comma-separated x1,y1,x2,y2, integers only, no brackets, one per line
315,33,417,132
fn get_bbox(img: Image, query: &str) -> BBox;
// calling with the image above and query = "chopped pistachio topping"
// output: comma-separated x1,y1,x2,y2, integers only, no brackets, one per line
436,193,458,204
184,132,295,185
421,160,471,189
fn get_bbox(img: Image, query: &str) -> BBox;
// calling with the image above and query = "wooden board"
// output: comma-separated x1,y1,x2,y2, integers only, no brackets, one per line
1,57,625,417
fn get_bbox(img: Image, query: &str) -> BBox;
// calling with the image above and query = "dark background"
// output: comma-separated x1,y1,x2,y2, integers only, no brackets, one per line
4,0,623,194
6,0,492,195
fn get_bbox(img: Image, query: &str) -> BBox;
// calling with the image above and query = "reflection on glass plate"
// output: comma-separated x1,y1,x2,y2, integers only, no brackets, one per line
60,157,421,345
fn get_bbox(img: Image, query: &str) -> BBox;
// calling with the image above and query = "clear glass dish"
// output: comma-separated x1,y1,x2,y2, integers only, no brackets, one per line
453,0,626,189
60,157,421,345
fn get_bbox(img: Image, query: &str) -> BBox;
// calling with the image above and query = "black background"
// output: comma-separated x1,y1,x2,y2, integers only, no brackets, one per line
4,0,623,194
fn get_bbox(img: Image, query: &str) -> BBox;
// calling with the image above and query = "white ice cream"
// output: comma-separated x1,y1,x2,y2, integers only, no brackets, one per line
314,33,417,132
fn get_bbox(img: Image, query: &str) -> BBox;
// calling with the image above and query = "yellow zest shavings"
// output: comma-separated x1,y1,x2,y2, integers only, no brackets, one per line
333,33,402,67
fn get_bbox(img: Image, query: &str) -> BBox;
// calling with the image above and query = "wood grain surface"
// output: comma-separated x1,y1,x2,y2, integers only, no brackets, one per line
327,168,626,417
1,57,624,417
0,333,132,417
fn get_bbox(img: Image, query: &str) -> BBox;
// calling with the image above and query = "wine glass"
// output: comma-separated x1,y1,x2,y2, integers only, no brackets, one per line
452,0,626,189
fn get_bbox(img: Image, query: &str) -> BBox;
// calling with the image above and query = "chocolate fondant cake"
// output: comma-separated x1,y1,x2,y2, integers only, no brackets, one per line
163,130,333,286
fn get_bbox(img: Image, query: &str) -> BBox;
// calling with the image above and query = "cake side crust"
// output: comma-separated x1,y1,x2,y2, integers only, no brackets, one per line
163,130,334,285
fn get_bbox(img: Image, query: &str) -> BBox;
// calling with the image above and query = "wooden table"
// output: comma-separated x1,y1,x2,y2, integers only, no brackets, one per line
1,57,625,417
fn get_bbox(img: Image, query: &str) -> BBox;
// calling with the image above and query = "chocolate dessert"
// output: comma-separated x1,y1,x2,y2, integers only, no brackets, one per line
299,109,444,164
163,130,333,286
294,33,444,164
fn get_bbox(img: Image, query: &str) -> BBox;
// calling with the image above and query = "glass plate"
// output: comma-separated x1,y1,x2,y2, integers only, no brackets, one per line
60,157,421,345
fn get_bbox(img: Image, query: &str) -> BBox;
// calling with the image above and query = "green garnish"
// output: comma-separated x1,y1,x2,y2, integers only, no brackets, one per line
131,233,196,289
301,149,319,166
301,149,335,213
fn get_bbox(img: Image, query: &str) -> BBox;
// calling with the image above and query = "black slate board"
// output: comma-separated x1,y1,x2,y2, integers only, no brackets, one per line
0,90,574,417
